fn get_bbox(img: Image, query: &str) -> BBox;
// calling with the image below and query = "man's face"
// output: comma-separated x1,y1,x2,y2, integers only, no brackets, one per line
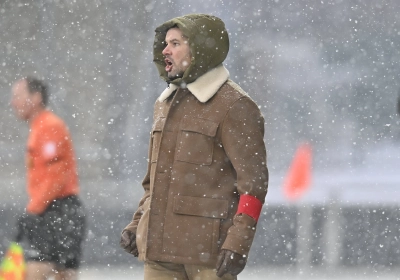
11,79,37,121
162,27,191,79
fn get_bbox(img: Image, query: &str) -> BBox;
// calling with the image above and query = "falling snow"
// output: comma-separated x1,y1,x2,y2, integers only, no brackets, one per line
1,0,400,279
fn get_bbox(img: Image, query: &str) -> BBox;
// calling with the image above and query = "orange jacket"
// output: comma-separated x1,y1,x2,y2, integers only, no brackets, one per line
26,110,79,215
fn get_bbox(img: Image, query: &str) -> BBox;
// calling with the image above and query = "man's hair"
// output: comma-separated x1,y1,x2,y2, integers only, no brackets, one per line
24,76,49,107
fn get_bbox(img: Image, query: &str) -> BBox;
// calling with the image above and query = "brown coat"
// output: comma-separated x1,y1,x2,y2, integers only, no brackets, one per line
124,65,269,267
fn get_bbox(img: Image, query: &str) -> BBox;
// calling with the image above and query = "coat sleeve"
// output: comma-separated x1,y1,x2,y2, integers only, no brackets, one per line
123,181,150,234
220,96,269,256
123,136,152,233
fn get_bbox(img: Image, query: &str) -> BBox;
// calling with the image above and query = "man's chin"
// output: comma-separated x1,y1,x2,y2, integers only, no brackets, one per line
167,72,184,79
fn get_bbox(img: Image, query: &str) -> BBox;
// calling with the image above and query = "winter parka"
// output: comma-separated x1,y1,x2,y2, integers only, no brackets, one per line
124,14,268,267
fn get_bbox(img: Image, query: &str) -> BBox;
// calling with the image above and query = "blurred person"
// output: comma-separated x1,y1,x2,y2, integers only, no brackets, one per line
120,14,268,279
10,77,86,280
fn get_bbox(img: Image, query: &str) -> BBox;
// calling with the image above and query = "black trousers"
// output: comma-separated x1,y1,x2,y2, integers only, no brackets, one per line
19,195,86,269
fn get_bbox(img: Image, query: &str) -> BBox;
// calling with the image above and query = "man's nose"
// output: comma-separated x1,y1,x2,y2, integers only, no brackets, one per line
162,45,170,56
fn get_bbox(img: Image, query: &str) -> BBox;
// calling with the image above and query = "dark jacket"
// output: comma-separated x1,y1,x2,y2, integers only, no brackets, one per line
124,14,268,267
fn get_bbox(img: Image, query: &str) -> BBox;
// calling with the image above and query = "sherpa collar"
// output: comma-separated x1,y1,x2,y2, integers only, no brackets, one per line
158,64,229,103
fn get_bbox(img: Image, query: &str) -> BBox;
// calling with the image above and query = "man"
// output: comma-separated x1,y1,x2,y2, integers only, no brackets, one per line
11,77,86,280
121,14,268,279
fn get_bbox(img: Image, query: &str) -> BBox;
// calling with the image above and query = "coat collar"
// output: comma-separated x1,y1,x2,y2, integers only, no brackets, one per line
158,64,229,103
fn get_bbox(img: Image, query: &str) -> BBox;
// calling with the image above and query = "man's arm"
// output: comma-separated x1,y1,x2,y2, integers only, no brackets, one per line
121,134,153,255
217,96,269,275
222,96,269,219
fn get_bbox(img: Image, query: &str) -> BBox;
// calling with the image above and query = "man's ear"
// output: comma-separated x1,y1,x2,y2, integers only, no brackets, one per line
31,91,44,107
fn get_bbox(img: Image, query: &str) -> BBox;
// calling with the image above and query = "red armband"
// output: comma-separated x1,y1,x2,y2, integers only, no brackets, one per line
236,194,263,221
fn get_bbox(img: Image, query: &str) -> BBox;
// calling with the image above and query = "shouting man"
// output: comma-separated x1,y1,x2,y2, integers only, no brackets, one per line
121,14,268,279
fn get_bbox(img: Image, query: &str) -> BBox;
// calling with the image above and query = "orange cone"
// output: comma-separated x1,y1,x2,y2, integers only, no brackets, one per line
0,242,26,280
283,143,312,201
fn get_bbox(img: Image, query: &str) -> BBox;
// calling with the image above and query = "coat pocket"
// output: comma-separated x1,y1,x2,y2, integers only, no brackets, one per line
175,116,218,165
162,195,228,257
173,195,228,219
151,117,166,163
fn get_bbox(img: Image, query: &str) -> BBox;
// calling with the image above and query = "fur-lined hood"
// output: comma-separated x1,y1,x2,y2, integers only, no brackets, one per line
153,14,229,86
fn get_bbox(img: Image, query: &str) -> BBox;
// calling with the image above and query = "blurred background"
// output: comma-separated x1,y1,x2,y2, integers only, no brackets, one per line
0,0,399,279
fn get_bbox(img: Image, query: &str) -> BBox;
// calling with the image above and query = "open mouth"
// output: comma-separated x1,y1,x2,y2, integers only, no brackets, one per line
165,58,173,72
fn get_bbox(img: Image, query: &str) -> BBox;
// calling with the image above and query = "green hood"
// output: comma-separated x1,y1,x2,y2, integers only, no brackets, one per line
153,14,229,86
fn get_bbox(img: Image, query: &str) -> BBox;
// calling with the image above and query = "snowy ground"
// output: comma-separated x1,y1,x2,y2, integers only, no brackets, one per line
77,265,400,280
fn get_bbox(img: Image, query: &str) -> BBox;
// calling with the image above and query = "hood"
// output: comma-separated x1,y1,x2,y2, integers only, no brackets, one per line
153,14,229,86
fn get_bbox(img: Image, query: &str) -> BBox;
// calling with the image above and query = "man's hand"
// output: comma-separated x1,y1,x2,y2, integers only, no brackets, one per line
216,249,247,277
120,230,138,257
